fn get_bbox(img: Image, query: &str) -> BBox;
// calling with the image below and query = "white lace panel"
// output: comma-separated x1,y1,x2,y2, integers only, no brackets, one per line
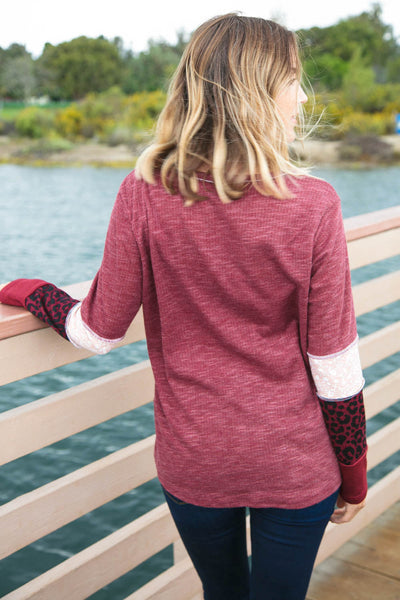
66,302,123,355
308,337,365,400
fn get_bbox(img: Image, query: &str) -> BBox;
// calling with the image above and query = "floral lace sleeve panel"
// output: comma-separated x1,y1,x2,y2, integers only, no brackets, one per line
66,302,123,354
308,337,365,400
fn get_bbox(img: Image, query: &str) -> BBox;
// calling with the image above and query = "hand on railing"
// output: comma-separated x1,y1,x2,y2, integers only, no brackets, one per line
330,494,366,524
0,279,79,340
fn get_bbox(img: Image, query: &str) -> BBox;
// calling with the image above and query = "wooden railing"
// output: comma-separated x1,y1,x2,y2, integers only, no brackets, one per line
0,205,400,599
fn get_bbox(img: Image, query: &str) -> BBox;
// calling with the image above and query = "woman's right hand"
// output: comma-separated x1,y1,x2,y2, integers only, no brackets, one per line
330,494,366,524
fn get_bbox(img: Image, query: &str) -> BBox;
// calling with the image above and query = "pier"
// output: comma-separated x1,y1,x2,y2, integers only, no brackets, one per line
308,501,400,599
0,205,399,599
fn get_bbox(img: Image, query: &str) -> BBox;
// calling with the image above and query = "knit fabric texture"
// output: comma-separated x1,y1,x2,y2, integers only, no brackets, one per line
76,170,361,508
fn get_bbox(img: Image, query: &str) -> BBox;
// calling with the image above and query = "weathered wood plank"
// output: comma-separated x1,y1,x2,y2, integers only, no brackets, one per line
307,556,400,600
347,227,400,270
333,503,400,581
353,271,400,317
364,368,400,420
308,504,400,600
124,558,202,600
359,321,400,369
367,417,400,470
0,436,157,560
0,360,154,465
0,308,146,386
344,206,400,241
2,503,179,600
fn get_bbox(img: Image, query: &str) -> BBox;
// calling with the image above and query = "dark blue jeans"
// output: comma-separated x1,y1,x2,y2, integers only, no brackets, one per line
163,487,339,600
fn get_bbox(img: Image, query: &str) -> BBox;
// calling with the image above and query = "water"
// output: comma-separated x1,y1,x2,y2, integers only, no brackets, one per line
0,165,399,597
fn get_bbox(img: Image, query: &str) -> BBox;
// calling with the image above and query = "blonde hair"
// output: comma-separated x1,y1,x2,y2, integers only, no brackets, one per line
136,13,306,203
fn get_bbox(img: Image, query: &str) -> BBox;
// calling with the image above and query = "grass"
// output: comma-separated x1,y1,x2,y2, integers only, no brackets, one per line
0,101,70,121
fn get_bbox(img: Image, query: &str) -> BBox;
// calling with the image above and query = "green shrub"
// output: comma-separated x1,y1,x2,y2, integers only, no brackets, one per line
103,90,166,146
340,112,393,136
15,106,55,138
55,105,84,139
79,95,114,138
305,95,351,139
124,90,166,130
383,100,400,117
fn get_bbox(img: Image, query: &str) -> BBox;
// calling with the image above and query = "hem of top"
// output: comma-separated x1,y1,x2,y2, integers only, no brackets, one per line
307,335,359,361
66,302,125,347
157,478,342,510
317,380,365,402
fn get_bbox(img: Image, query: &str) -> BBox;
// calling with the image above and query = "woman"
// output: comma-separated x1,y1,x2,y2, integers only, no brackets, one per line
0,14,367,600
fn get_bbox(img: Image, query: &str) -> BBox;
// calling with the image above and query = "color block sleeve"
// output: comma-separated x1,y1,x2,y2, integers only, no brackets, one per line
308,191,367,503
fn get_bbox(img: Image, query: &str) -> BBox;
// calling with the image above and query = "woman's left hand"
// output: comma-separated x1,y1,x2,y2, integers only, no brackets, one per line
330,494,366,524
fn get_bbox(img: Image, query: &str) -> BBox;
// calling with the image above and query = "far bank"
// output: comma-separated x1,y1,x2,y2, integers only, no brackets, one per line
1,135,400,168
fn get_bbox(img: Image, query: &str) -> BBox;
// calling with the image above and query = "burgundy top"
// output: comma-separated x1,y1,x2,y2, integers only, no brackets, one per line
75,170,363,508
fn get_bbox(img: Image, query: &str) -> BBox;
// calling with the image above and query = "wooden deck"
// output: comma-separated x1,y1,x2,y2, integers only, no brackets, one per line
307,501,400,600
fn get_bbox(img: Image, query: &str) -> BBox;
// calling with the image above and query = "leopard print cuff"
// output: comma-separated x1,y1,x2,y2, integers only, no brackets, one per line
25,284,79,339
319,390,367,466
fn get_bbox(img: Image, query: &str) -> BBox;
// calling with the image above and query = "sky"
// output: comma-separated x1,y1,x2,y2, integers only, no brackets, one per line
2,0,399,57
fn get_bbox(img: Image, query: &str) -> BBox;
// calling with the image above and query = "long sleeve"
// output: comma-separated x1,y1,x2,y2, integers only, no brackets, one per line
307,192,367,503
307,192,359,359
78,176,143,338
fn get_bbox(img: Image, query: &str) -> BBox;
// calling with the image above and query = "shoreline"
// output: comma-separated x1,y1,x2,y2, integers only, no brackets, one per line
0,137,138,168
1,135,400,168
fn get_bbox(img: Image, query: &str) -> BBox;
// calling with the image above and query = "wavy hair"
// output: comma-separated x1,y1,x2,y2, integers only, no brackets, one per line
135,13,307,203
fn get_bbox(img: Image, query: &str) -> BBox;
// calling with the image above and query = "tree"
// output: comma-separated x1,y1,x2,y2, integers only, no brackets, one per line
342,48,376,110
386,56,400,83
0,55,36,100
121,33,188,94
1,43,30,61
298,3,399,90
0,44,37,99
37,36,124,100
